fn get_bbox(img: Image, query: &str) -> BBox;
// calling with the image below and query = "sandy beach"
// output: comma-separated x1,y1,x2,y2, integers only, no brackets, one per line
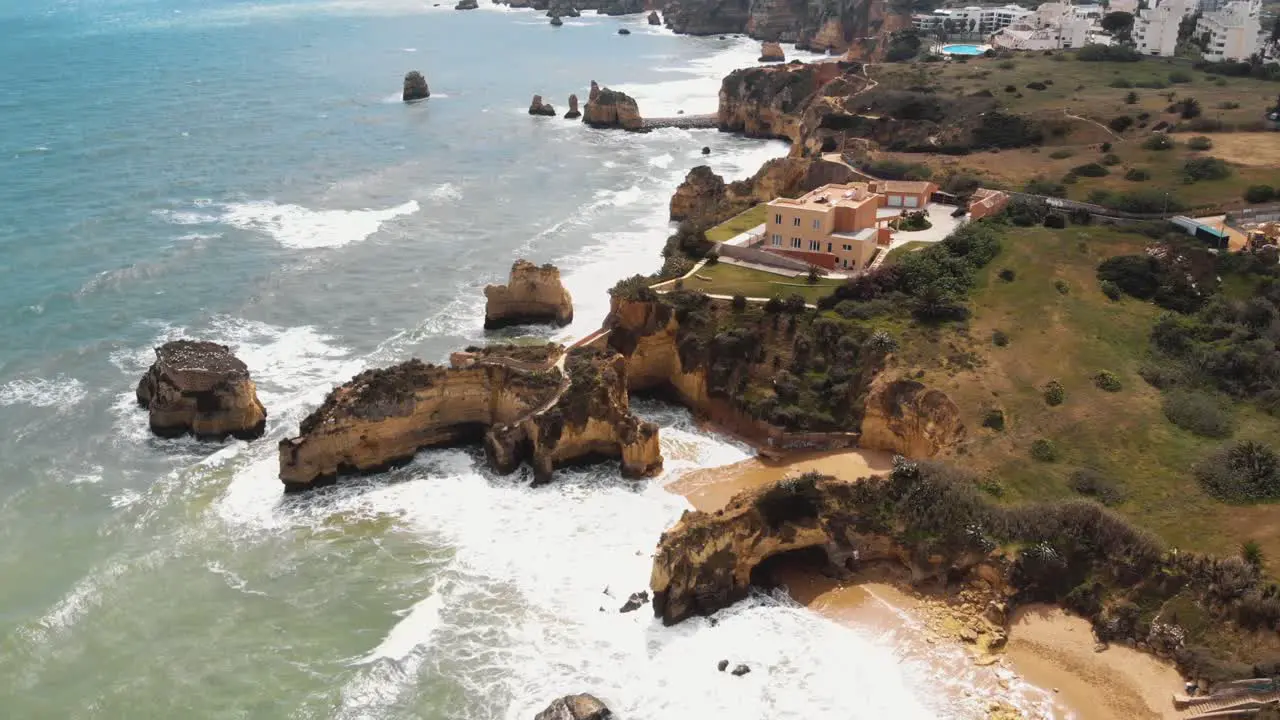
665,446,1186,720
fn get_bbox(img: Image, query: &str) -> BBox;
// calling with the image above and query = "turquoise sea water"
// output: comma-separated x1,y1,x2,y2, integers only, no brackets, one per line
0,2,1057,717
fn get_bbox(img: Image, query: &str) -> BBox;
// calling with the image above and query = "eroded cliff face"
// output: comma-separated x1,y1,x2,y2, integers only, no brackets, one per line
668,156,856,228
650,474,996,624
278,345,660,490
136,340,267,441
858,374,964,458
664,0,897,54
669,166,726,222
717,61,853,143
484,260,574,329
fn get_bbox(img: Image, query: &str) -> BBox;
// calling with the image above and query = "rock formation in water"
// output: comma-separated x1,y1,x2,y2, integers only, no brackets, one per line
564,94,581,119
617,27,631,34
582,86,643,131
649,472,997,624
647,10,661,24
550,14,564,24
528,95,557,116
277,345,661,490
758,40,785,62
534,694,612,720
547,0,580,16
669,166,727,222
403,71,430,102
484,260,573,329
858,375,964,458
136,340,267,441
455,0,479,9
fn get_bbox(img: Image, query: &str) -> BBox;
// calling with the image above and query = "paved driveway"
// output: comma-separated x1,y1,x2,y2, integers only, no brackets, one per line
887,203,962,248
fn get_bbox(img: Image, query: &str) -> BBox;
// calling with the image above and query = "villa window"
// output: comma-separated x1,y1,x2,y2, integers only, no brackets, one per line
827,242,832,252
809,240,820,251
792,217,801,227
771,233,782,246
791,237,801,248
774,213,782,225
812,219,821,230
843,244,852,251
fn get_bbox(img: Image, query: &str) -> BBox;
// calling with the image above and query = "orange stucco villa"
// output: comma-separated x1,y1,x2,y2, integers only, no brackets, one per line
762,180,938,271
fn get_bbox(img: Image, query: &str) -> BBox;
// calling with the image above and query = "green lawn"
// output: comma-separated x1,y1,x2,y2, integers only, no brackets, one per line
882,241,931,266
905,225,1280,565
706,205,767,243
686,261,842,304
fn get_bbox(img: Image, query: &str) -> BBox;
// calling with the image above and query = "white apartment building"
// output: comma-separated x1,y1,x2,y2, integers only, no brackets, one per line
1133,0,1194,56
912,4,1034,35
991,1,1112,49
1194,0,1262,61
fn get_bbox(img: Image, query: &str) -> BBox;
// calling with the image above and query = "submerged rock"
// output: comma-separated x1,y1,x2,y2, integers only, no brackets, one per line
617,27,630,35
402,71,430,102
534,694,612,720
619,590,649,613
528,95,557,116
136,340,267,441
564,94,581,119
717,659,729,671
701,146,711,155
731,664,751,676
484,260,573,328
758,41,785,62
582,86,643,131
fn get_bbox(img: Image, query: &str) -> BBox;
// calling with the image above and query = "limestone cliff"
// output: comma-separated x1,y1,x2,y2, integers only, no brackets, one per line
277,344,660,490
582,86,643,131
717,61,861,145
136,340,267,441
858,374,964,458
669,166,726,222
484,260,574,329
650,472,998,624
663,0,901,55
668,156,856,226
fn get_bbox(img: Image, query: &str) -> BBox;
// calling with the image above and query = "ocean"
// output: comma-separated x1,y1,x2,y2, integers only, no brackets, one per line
0,1,1052,717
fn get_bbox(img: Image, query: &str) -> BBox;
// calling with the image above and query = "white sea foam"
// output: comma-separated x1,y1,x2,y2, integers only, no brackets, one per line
356,590,447,664
153,209,219,226
0,376,88,408
648,153,674,169
218,199,419,249
425,182,462,202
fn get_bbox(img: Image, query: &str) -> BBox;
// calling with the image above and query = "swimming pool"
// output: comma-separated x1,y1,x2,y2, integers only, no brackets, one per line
940,44,987,55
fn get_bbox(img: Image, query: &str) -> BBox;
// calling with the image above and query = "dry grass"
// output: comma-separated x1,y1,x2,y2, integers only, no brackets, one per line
706,205,767,243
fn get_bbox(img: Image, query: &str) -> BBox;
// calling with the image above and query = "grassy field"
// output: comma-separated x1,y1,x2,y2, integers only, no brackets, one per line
876,51,1279,131
686,261,843,303
894,225,1280,567
706,205,767,243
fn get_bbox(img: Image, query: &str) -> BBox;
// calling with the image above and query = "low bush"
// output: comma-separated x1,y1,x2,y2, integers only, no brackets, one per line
1043,379,1066,406
999,60,1017,69
1163,390,1236,438
1069,468,1127,506
1195,441,1280,502
1077,44,1140,61
1031,438,1060,462
1143,134,1175,151
731,294,747,312
1187,136,1214,151
1004,84,1017,93
1101,153,1122,166
1024,177,1067,198
1101,280,1123,300
1094,370,1123,392
1124,91,1139,104
1073,162,1110,177
1026,81,1048,91
1049,149,1075,159
983,407,1006,431
1181,157,1232,183
1124,168,1152,182
1054,278,1070,294
1109,78,1133,88
863,159,933,181
1109,115,1134,132
992,329,1010,347
1244,185,1277,204
1169,70,1193,84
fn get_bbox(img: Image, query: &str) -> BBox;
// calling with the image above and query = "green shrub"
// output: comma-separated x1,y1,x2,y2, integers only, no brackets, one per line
1024,177,1067,198
998,268,1016,282
1101,280,1123,301
1031,438,1060,462
764,296,784,313
1168,70,1193,84
1069,468,1127,506
992,329,1010,347
1143,134,1175,151
1054,279,1070,294
1110,78,1133,88
756,473,824,527
1101,153,1122,166
731,294,747,312
1094,370,1123,392
1124,91,1139,104
1187,136,1214,151
999,60,1017,69
1043,379,1066,406
1072,162,1110,177
1103,189,1186,213
1181,157,1231,183
983,407,1006,431
1124,168,1152,182
1173,97,1202,119
1244,185,1277,204
1109,116,1134,132
1077,44,1140,61
1026,81,1048,91
1163,390,1235,438
1139,363,1183,389
1049,149,1075,159
1004,84,1017,93
1194,441,1280,502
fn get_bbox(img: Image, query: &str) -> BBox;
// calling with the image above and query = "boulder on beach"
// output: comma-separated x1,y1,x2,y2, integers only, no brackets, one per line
136,340,267,441
564,94,581,119
759,41,785,62
534,694,612,720
617,27,630,35
647,10,660,24
455,0,478,9
402,71,430,102
582,86,643,131
528,95,557,116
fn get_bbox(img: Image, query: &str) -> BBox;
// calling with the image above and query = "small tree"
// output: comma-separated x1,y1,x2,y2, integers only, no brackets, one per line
731,294,747,312
1124,91,1139,104
807,267,820,284
1242,540,1265,569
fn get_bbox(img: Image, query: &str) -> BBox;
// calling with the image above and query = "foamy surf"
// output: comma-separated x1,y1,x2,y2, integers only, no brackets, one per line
219,199,420,249
0,376,88,408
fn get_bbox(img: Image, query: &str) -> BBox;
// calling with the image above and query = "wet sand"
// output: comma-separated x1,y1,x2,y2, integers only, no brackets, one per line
665,446,1185,719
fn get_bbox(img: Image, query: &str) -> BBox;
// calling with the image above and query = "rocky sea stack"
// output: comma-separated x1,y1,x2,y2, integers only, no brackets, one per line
402,71,430,102
564,94,581,119
455,0,479,9
277,345,661,491
758,41,785,62
647,10,660,24
534,693,612,720
547,0,580,16
136,340,267,441
669,165,725,222
582,83,643,131
528,95,557,116
484,259,573,329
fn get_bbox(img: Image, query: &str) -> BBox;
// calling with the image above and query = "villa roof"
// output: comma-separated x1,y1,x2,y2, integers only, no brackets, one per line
872,180,936,195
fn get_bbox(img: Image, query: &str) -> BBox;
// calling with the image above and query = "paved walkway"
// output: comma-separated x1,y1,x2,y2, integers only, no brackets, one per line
885,203,962,249
723,223,765,247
